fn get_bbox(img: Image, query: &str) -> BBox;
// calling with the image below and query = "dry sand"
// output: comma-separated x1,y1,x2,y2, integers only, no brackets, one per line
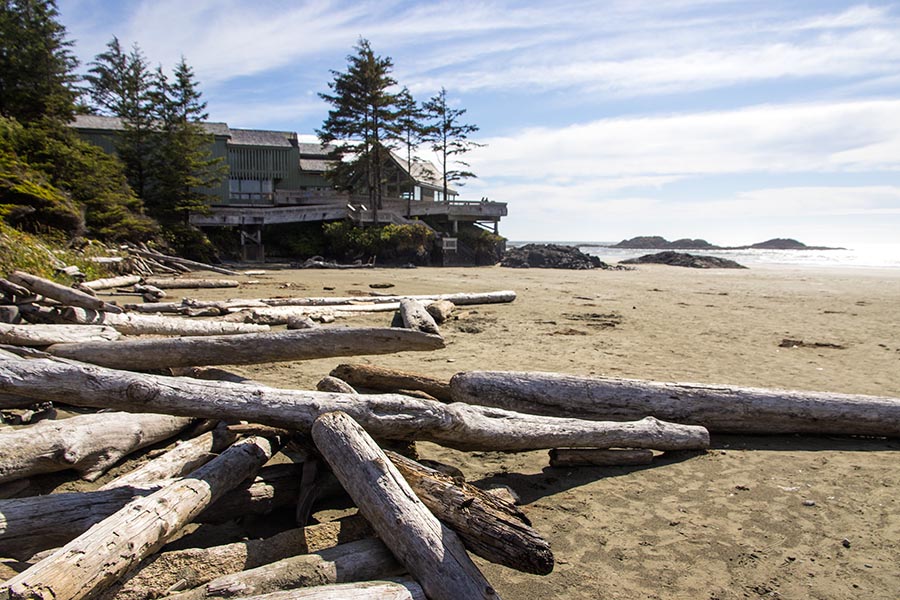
7,262,900,599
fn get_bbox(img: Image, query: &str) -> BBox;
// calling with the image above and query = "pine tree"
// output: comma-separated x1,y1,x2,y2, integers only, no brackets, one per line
318,39,402,222
0,0,78,124
422,87,483,202
395,87,426,215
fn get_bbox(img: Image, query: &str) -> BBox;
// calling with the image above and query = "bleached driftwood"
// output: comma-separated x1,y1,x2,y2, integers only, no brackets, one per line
1,436,276,600
311,411,500,600
129,249,241,276
167,538,402,600
386,450,553,575
450,371,900,437
548,448,655,467
0,464,303,560
101,516,374,600
80,275,142,292
329,364,451,402
0,411,192,484
261,290,517,307
0,358,711,451
44,327,444,370
221,304,400,326
398,299,439,335
143,278,240,290
316,376,357,394
229,579,426,600
58,307,270,336
425,300,454,324
0,323,121,345
8,270,123,314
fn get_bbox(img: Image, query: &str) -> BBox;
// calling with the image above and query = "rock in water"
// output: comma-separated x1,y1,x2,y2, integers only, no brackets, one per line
621,251,747,269
501,244,612,269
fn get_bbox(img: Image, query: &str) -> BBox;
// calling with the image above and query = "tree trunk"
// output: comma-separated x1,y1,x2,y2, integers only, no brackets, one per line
450,371,900,437
101,516,373,600
44,327,444,370
58,307,270,336
261,290,516,307
311,411,501,600
398,299,439,335
0,358,711,451
548,448,654,467
143,278,240,290
384,450,553,575
329,364,451,402
0,323,121,345
8,270,123,314
167,538,402,600
222,304,399,326
0,411,192,484
0,464,304,561
1,437,276,600
230,579,426,600
80,276,143,292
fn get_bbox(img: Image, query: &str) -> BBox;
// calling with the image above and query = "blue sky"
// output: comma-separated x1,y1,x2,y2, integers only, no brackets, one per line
58,0,900,246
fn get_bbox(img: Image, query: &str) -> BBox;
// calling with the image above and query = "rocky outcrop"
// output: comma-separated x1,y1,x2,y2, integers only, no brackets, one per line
611,236,716,249
620,251,747,269
501,244,614,270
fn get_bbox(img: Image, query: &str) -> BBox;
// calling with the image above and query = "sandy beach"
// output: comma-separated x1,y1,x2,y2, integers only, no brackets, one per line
6,262,900,599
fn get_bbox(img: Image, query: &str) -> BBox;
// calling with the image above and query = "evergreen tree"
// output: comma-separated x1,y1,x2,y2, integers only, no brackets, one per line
318,39,402,222
0,0,78,124
422,87,483,201
395,87,426,215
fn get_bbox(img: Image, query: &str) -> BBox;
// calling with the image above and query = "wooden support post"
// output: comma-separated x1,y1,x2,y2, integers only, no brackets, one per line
311,411,501,600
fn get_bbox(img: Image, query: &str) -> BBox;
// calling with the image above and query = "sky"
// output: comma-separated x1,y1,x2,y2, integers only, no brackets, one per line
57,0,900,246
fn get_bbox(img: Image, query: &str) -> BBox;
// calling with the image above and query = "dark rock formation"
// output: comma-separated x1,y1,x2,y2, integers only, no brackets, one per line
501,244,613,269
612,236,716,250
620,251,747,269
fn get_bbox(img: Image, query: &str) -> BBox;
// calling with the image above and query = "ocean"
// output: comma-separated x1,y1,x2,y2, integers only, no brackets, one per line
508,242,900,270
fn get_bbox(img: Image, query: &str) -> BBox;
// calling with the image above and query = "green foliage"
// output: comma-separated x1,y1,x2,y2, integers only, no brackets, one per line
318,39,401,211
323,221,434,264
0,0,78,124
0,221,109,281
264,222,328,259
457,225,506,265
160,222,219,263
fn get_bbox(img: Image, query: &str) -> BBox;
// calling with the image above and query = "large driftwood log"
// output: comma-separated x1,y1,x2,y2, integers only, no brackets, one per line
0,464,304,560
102,516,373,600
1,436,276,600
168,538,402,600
0,411,192,484
311,411,501,600
385,450,553,575
44,327,445,370
129,249,241,276
58,307,270,336
450,371,900,437
99,426,238,489
231,579,425,600
8,270,122,313
222,304,401,326
261,290,517,307
80,275,143,291
143,278,240,289
398,299,439,335
0,359,711,451
329,364,451,402
425,300,454,324
0,322,121,345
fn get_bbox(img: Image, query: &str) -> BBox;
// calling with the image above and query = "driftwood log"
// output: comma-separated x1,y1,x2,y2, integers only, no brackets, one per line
8,270,123,314
1,436,276,600
228,579,426,600
311,411,501,600
101,516,373,600
0,323,121,345
0,358,711,451
385,450,553,574
168,538,403,600
316,376,357,394
221,304,400,326
44,327,444,370
548,448,655,467
425,300,454,324
398,299,440,335
261,290,517,307
57,307,270,336
450,371,900,437
80,275,143,292
129,249,241,276
0,411,192,484
329,364,451,402
143,278,240,290
0,464,304,560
